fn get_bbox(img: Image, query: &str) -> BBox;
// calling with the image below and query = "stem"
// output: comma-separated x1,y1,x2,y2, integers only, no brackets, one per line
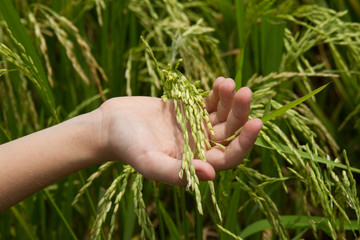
43,189,78,240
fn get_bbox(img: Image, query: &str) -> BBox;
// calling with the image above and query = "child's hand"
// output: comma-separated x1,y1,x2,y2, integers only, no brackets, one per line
98,77,262,185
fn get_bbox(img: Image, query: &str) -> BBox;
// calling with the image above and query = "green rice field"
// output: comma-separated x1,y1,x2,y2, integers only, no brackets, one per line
1,0,360,239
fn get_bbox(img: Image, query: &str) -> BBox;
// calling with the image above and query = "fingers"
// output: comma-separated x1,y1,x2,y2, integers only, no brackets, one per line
205,77,236,124
204,77,225,113
206,118,262,171
206,78,236,125
137,152,215,185
211,87,252,141
216,79,236,123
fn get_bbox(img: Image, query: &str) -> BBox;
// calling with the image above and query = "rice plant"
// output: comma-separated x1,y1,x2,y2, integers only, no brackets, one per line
1,0,360,239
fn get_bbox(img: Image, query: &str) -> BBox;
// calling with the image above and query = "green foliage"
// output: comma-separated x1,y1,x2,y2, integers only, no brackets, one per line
1,0,360,239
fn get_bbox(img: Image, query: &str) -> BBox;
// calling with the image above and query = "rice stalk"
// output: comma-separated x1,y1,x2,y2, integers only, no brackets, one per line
28,11,53,87
246,69,359,238
216,224,243,240
249,72,339,155
0,66,22,138
0,0,58,123
90,165,135,240
67,89,110,120
129,0,226,90
94,0,106,26
0,29,48,132
31,5,108,98
338,103,360,131
247,71,338,89
235,166,289,239
125,48,133,96
279,5,360,109
43,13,89,85
0,42,35,85
72,161,115,206
132,172,155,240
142,36,222,221
107,166,134,240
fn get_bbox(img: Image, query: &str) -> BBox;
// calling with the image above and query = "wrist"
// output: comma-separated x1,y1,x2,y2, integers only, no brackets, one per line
64,109,107,166
95,98,126,163
56,110,105,170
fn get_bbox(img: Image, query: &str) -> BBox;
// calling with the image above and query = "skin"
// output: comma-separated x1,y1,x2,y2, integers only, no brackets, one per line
0,77,262,212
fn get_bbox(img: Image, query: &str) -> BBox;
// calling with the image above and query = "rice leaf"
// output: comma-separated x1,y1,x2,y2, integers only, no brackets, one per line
260,17,285,75
261,83,329,123
255,138,360,174
239,215,359,238
158,201,181,240
234,0,245,89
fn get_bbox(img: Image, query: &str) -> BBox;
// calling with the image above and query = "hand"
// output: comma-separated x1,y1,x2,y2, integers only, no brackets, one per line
98,77,262,185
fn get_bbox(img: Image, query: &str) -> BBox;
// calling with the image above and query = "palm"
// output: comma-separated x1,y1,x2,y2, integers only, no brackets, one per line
100,77,262,185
